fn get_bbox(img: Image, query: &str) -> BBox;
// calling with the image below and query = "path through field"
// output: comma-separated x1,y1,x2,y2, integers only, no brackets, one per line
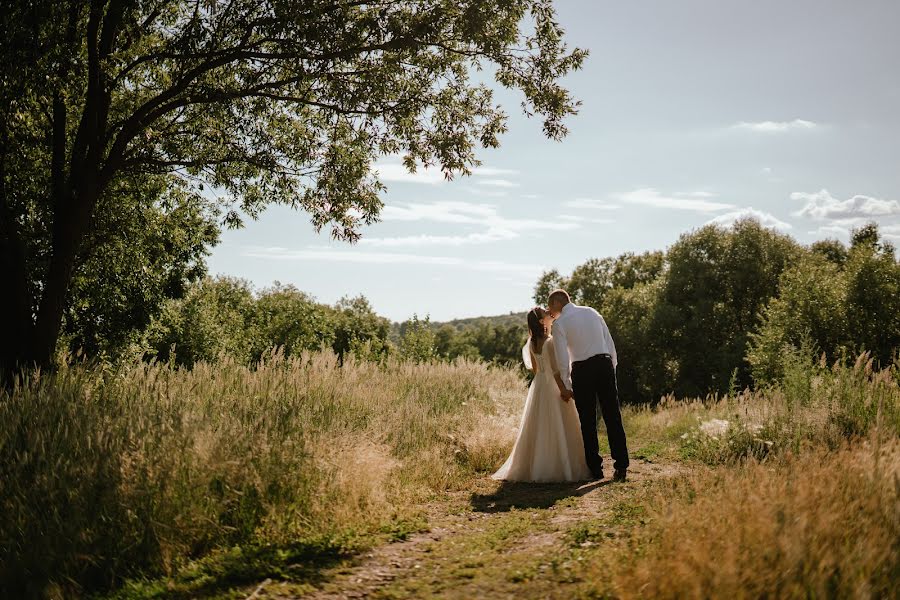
248,459,681,599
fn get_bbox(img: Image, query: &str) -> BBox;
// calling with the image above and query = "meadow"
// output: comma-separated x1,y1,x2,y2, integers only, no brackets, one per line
1,349,898,599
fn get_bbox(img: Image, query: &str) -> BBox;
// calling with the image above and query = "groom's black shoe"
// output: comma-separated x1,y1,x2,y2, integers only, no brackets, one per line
591,469,604,481
613,469,627,482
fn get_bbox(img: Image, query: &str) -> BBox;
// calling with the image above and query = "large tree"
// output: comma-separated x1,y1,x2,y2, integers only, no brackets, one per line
63,176,219,359
0,0,585,374
655,219,800,396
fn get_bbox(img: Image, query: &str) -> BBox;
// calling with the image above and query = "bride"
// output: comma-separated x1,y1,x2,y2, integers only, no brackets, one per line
492,307,593,482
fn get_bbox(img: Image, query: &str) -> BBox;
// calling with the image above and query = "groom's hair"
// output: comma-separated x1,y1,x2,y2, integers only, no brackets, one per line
548,289,570,305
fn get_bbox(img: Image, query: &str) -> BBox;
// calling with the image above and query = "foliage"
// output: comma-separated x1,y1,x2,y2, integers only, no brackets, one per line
397,315,438,363
142,280,529,369
533,252,664,309
331,296,392,362
534,218,803,402
584,442,900,600
745,255,848,384
433,320,526,365
748,226,900,385
144,276,259,366
653,219,801,397
601,280,672,403
250,283,338,361
3,340,898,597
62,178,219,360
0,0,587,371
143,278,392,367
678,353,899,465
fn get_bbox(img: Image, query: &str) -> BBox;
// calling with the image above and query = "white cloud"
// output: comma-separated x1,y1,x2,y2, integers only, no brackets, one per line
360,229,517,247
563,198,621,210
374,161,447,184
476,178,519,188
473,166,519,177
559,214,615,224
617,188,735,213
242,246,543,276
808,224,854,239
464,185,510,198
381,201,497,224
246,245,455,265
731,119,819,133
369,201,578,247
706,208,793,231
882,224,900,241
791,189,900,220
373,157,519,185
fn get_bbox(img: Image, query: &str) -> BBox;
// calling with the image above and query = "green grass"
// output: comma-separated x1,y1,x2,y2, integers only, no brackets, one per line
102,534,355,600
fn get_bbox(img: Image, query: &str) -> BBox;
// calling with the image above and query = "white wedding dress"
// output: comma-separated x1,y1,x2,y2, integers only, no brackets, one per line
492,337,593,482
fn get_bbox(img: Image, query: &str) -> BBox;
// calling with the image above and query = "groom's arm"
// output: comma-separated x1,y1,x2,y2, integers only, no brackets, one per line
600,315,618,370
551,322,572,391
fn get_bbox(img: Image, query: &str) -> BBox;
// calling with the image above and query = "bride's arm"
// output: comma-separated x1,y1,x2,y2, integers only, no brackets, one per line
547,342,571,401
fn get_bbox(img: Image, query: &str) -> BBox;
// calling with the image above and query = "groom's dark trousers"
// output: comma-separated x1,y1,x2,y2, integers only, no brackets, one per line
571,354,629,475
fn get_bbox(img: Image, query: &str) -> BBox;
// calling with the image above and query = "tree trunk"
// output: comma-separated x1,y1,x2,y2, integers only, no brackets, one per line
0,154,35,381
29,91,99,370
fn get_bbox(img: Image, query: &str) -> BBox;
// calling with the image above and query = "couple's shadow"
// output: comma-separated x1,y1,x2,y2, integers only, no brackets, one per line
469,478,610,513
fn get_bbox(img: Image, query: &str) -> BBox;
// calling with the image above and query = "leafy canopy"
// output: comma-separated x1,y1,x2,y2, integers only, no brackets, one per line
1,0,586,370
5,0,586,239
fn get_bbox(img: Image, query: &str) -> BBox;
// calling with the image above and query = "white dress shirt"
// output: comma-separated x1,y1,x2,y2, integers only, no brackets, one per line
551,303,618,390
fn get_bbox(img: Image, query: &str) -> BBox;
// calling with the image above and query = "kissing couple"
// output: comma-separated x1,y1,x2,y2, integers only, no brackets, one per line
492,289,630,483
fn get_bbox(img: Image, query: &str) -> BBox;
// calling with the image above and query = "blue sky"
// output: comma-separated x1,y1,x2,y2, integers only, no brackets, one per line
208,0,900,322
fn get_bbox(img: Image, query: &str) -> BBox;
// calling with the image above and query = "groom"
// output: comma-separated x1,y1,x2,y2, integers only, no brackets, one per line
548,289,630,482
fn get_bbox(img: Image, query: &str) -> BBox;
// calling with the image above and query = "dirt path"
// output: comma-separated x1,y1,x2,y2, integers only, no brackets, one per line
252,459,681,599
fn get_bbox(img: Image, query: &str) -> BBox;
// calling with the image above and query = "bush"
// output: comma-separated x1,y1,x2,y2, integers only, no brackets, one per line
748,233,900,387
141,279,391,367
397,315,437,363
677,351,900,465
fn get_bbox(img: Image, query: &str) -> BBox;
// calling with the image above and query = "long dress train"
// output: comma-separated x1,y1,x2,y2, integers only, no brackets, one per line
492,337,592,482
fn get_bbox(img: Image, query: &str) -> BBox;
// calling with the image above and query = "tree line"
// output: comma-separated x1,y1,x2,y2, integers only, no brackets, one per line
536,219,900,403
89,275,522,368
51,216,899,405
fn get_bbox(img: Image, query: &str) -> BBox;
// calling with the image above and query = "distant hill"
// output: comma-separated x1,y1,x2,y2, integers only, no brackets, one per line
389,311,527,340
430,311,528,331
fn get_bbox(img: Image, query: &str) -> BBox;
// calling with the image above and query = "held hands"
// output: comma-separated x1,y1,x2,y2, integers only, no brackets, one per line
552,372,574,402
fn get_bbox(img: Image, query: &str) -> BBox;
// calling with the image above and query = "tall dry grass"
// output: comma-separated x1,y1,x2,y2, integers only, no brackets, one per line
593,440,900,599
581,354,900,599
0,352,524,597
626,353,900,465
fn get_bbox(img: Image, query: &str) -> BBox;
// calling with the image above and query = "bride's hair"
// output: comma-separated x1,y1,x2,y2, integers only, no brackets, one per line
527,307,547,349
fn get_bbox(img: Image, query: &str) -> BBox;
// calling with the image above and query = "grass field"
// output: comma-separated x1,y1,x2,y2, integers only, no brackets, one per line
1,351,897,598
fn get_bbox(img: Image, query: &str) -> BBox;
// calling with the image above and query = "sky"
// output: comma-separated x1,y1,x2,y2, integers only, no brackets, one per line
207,0,900,322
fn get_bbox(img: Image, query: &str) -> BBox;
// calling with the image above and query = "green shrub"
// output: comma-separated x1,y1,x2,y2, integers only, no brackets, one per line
678,351,900,465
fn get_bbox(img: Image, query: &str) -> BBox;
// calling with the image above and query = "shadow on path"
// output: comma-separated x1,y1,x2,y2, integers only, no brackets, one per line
469,479,609,513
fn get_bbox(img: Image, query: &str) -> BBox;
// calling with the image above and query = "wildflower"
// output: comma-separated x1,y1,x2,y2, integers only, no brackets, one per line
699,419,730,437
